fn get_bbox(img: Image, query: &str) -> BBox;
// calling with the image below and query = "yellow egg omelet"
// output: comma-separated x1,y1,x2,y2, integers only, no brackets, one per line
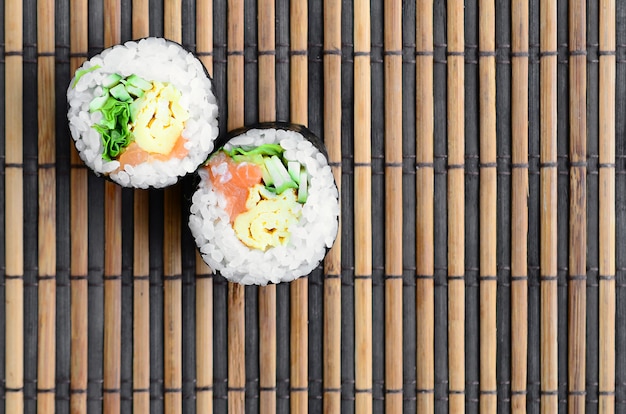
233,184,302,251
131,82,189,155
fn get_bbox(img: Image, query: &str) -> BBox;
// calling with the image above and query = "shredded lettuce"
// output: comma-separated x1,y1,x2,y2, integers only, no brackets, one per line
92,97,132,160
224,143,283,159
88,74,152,161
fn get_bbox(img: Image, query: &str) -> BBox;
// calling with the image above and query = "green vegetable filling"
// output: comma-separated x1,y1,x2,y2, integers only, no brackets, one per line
221,143,310,203
72,65,101,88
87,73,153,161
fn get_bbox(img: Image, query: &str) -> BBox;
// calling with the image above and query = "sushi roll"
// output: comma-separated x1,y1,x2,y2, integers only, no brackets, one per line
66,37,219,188
189,123,340,285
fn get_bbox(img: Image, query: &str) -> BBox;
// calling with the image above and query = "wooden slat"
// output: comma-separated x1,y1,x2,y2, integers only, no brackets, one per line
132,190,151,414
37,0,57,410
447,0,465,410
290,0,309,411
163,3,183,412
540,0,558,410
598,0,616,412
322,0,342,411
196,1,214,412
354,0,373,410
69,0,89,411
258,0,277,412
103,1,122,411
384,0,403,411
227,0,246,411
510,0,529,410
568,0,587,411
5,0,24,411
415,0,434,411
131,2,150,413
196,256,214,414
479,0,497,411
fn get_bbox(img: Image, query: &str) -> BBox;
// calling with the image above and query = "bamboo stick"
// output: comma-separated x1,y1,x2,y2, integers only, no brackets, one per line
103,182,122,412
196,1,214,412
510,0,529,411
568,0,587,411
384,0,403,411
163,186,183,414
103,2,122,411
415,0,434,411
447,0,465,410
163,3,183,412
227,0,246,411
598,0,616,411
37,0,57,410
258,0,277,412
290,0,309,411
69,0,89,411
131,3,150,413
132,190,150,414
354,0,372,410
132,0,149,39
196,255,214,414
479,0,497,411
5,0,24,411
540,0,558,411
322,0,342,411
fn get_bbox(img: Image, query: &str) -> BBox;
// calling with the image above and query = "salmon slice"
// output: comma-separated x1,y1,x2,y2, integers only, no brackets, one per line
118,135,189,169
206,151,263,221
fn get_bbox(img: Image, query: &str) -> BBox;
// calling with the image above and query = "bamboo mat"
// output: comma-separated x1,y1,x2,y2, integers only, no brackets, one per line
1,0,625,412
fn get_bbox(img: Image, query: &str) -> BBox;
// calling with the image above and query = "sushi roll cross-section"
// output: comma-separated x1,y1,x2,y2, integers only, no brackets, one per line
67,37,219,188
189,124,340,285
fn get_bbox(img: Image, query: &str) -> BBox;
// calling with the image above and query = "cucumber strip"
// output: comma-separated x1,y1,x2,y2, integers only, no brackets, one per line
126,74,152,90
109,83,132,102
261,163,274,186
89,94,110,112
287,161,301,184
102,73,122,88
297,170,308,203
275,180,298,194
265,155,297,194
125,84,145,98
72,65,101,88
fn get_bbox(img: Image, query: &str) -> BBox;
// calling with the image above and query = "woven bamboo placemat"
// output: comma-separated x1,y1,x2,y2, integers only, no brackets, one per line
1,0,624,412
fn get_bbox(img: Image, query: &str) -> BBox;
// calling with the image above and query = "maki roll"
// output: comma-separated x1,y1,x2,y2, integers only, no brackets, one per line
67,37,219,188
189,123,340,285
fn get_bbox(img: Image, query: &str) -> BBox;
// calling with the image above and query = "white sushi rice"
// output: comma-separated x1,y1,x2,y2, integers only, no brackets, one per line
188,128,340,285
67,37,219,188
